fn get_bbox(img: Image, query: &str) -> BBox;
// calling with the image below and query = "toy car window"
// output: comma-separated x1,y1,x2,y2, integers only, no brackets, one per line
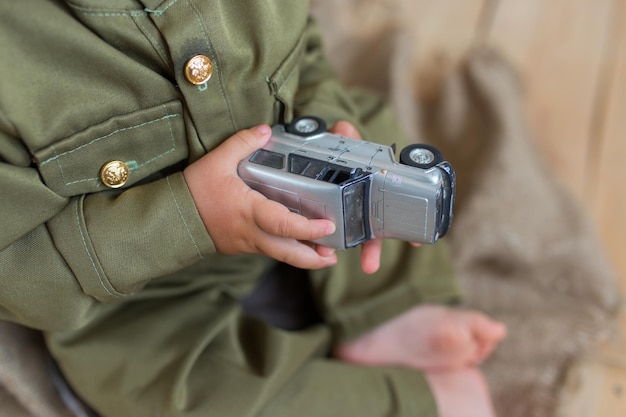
289,154,355,184
342,179,368,247
250,149,285,169
289,155,326,178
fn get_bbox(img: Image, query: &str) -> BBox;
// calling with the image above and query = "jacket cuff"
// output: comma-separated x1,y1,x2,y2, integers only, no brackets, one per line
48,172,215,301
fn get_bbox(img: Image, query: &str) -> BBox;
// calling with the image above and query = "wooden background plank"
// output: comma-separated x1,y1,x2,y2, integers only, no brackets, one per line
394,0,487,61
486,0,616,203
592,1,626,287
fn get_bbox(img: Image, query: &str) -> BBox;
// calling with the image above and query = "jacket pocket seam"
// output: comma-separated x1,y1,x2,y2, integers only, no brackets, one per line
267,30,306,122
41,108,180,190
40,112,179,169
73,197,122,298
165,176,204,260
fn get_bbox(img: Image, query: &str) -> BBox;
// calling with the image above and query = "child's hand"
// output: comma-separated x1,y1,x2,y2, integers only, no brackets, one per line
183,125,338,270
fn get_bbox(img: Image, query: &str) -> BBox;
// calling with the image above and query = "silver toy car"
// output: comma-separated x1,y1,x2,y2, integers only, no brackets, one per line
238,116,455,249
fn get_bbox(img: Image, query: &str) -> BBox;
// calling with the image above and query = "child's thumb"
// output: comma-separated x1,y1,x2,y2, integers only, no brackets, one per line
220,125,272,163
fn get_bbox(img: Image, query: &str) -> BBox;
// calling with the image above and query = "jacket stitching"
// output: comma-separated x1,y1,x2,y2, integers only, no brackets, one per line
75,11,147,18
42,113,180,187
42,113,180,166
60,118,178,187
166,176,204,260
273,46,300,99
130,106,177,170
70,0,180,17
131,15,171,69
74,199,116,297
276,64,298,97
73,8,171,70
144,0,180,16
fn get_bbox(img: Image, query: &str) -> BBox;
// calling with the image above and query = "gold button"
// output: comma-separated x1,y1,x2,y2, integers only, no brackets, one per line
184,55,213,85
100,160,129,188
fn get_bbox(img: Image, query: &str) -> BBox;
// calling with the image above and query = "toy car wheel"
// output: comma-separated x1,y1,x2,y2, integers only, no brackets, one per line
399,144,443,169
286,116,327,137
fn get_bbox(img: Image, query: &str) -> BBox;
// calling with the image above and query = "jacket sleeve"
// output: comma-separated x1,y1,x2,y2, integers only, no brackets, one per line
0,125,214,331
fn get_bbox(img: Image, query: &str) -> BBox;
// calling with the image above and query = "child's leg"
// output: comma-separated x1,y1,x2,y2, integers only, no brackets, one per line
332,305,505,417
425,367,497,417
46,262,441,417
308,239,504,417
333,304,507,371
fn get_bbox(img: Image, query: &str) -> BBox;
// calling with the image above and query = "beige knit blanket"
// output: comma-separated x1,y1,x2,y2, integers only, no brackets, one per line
1,2,620,416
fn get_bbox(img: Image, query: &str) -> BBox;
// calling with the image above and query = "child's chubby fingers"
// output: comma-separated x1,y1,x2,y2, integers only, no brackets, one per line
315,245,336,258
259,235,338,270
330,120,362,139
360,238,382,274
253,196,336,241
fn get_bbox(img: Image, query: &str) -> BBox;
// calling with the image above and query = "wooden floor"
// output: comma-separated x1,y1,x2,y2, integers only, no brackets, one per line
400,1,626,415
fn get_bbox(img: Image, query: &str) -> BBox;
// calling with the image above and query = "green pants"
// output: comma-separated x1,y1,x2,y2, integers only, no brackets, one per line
46,240,458,417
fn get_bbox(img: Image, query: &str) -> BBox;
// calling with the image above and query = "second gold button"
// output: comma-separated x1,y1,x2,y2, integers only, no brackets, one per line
100,160,129,188
184,55,213,85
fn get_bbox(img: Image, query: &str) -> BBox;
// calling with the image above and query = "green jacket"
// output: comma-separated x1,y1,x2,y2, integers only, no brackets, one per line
0,0,417,331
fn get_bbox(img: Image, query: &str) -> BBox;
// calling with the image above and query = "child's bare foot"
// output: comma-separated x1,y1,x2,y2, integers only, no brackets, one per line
333,304,506,371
